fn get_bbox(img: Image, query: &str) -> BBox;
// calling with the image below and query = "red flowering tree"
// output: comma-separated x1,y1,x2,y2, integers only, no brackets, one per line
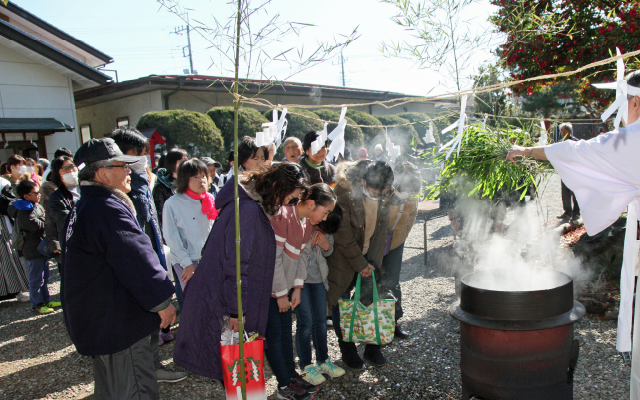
490,0,640,118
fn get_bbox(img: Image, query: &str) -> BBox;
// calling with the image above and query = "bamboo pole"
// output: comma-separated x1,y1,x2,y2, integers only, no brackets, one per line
233,1,247,399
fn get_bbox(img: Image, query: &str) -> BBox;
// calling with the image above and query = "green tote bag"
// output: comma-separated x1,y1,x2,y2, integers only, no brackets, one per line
338,270,396,345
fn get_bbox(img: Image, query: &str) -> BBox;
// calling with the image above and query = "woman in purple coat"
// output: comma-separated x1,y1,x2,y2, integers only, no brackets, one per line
173,162,309,382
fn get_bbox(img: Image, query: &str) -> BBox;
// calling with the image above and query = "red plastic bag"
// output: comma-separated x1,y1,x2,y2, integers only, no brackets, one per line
220,338,267,400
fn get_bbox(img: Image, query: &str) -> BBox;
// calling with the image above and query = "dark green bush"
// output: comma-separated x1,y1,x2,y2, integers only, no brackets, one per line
313,109,364,149
137,110,225,162
397,112,432,140
206,107,268,155
345,110,385,143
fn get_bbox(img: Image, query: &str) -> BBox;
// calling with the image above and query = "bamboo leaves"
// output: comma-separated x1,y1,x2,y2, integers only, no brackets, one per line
426,124,552,202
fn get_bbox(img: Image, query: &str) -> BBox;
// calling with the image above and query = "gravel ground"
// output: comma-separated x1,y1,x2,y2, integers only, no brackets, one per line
0,174,631,399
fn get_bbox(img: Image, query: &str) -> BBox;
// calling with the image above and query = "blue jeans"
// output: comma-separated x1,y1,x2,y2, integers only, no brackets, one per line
264,293,296,388
295,283,329,368
28,257,50,308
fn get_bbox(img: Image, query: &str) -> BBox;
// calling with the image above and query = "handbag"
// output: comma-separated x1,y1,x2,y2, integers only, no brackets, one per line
37,238,54,259
339,270,396,345
220,336,267,400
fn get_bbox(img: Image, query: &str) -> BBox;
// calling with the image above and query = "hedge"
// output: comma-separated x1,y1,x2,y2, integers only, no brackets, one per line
206,107,268,155
313,109,364,149
137,110,225,162
345,110,385,143
397,112,433,141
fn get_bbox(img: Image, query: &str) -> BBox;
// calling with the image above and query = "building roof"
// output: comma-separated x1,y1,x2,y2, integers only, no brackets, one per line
0,18,112,89
75,74,449,108
0,2,112,67
0,118,73,133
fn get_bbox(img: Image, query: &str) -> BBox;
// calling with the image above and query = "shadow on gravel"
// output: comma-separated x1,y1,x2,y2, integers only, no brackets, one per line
0,351,93,400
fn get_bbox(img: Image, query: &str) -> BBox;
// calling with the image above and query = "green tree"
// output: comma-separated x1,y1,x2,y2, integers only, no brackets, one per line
207,106,268,154
313,109,364,149
472,64,508,126
490,0,640,117
137,110,225,161
345,110,385,143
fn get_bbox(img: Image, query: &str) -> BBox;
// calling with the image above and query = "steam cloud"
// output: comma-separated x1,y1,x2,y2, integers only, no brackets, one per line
441,192,593,295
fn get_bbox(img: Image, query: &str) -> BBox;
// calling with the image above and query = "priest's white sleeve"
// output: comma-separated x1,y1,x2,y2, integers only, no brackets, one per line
544,130,640,357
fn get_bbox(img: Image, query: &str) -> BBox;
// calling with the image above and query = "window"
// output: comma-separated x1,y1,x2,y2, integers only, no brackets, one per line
80,124,91,143
116,117,129,127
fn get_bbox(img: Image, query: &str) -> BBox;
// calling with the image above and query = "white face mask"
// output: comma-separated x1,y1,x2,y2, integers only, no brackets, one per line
26,166,35,173
17,165,27,175
362,186,380,202
395,191,411,201
62,171,79,186
129,157,148,174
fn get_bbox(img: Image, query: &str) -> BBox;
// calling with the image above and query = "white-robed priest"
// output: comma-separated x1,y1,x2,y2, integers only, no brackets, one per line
506,70,640,399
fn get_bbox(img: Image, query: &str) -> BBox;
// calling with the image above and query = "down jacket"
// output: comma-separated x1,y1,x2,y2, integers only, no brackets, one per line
8,200,46,261
173,180,276,381
326,161,393,306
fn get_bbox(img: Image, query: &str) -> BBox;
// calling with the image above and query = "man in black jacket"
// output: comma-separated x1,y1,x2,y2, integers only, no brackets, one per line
62,138,177,400
10,179,60,314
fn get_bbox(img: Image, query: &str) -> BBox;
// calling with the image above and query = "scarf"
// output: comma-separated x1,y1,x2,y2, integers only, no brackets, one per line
185,188,218,220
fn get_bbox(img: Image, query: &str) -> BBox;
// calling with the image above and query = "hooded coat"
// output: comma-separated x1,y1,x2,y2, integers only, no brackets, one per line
173,180,276,381
326,161,393,306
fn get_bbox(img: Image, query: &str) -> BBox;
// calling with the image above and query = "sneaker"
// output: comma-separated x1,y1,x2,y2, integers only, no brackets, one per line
277,385,311,400
556,212,571,219
16,292,29,303
158,335,165,346
290,373,320,395
300,364,326,385
160,331,176,343
317,357,345,378
156,367,187,383
326,317,333,327
45,301,61,308
32,306,54,314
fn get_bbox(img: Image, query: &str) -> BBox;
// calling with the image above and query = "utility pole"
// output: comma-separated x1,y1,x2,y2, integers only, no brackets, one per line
332,52,347,87
172,13,194,74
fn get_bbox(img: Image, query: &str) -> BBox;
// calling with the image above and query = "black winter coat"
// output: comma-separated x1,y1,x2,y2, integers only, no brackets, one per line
8,202,46,261
299,155,336,185
45,187,78,262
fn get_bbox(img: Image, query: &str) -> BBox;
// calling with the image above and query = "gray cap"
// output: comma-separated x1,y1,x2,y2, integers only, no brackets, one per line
200,157,222,168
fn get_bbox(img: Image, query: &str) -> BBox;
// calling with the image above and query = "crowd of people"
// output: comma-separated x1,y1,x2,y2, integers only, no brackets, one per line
0,127,422,400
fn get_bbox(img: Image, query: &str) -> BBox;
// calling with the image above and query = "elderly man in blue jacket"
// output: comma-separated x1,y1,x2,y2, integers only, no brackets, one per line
61,138,177,400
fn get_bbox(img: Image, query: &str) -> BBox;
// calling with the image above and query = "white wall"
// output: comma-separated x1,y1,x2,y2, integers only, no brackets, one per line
76,90,163,138
0,43,80,159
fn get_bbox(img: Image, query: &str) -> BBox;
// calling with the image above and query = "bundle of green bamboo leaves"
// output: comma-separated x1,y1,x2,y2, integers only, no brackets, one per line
424,124,554,202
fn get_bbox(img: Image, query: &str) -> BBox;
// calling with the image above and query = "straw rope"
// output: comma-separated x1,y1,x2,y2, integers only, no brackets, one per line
234,49,640,130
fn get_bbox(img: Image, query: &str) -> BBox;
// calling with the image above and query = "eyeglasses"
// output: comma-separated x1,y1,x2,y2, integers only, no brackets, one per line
104,164,131,172
61,165,77,172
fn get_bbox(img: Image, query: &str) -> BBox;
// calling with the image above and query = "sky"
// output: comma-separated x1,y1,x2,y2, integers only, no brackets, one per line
14,0,500,97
